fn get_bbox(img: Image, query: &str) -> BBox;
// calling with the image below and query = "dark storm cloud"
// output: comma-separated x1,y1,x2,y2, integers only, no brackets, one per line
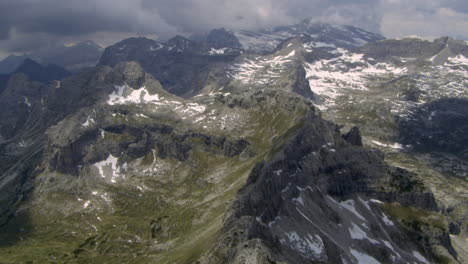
0,0,168,39
0,0,467,57
0,0,178,55
138,0,384,33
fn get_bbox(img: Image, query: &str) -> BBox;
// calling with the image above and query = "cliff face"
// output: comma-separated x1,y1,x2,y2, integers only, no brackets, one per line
202,111,451,264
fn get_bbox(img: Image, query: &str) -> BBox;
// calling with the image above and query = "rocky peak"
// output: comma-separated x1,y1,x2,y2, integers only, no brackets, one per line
15,58,41,70
13,58,71,84
207,28,242,49
434,36,452,45
117,37,160,49
75,40,102,49
344,126,363,146
166,35,195,52
0,55,31,74
112,61,147,88
232,20,384,54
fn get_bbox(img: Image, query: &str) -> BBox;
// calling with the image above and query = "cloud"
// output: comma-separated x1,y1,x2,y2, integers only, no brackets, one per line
0,0,180,56
381,1,468,39
141,0,383,33
0,0,467,58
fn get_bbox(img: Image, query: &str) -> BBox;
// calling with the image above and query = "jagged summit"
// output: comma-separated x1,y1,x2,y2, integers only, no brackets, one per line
230,20,384,53
12,58,71,83
0,55,32,74
98,22,387,99
72,40,102,49
358,35,468,62
207,28,243,49
166,35,194,50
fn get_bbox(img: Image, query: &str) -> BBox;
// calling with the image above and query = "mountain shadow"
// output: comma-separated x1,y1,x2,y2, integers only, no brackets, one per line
398,97,468,160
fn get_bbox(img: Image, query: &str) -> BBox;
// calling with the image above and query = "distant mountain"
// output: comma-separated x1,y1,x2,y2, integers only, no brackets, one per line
13,58,71,83
36,40,104,72
99,34,241,97
0,40,103,74
0,55,31,74
231,19,385,53
206,28,243,49
0,59,71,94
99,22,383,98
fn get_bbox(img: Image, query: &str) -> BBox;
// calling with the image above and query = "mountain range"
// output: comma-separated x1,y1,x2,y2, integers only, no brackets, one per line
0,58,71,95
0,40,104,74
0,19,466,264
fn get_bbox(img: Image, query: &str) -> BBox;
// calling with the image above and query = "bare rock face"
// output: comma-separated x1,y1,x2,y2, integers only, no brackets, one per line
203,115,454,263
99,36,239,98
206,28,242,50
344,126,363,146
399,98,468,160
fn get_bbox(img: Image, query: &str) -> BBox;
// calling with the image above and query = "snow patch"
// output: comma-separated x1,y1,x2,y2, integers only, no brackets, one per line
340,199,365,221
267,216,281,228
82,116,94,127
23,97,31,108
382,240,401,259
175,102,207,117
349,223,380,244
280,232,325,260
292,195,305,206
305,50,406,109
383,240,394,251
448,54,468,65
413,251,429,264
358,197,371,210
382,213,394,226
370,199,384,204
107,85,161,105
371,140,404,150
209,48,228,55
229,49,296,86
150,43,163,51
93,154,123,183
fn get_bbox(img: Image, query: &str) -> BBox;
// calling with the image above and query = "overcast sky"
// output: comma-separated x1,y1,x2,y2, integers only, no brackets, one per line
1,0,467,59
